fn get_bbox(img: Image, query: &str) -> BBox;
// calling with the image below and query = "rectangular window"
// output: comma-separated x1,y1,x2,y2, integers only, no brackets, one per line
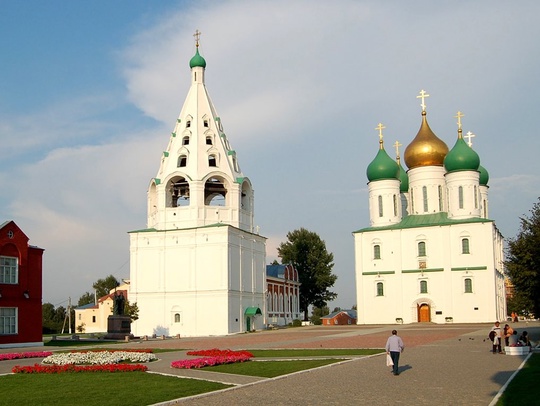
0,256,18,284
420,280,428,294
376,282,384,296
374,245,381,260
393,194,397,216
418,241,426,257
474,186,478,209
378,195,383,217
438,185,443,211
422,186,428,212
462,238,470,254
0,308,17,335
464,278,473,293
92,316,96,323
459,186,464,209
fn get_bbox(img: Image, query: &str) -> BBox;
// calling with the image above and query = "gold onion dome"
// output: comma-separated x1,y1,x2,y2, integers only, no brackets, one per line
404,110,449,169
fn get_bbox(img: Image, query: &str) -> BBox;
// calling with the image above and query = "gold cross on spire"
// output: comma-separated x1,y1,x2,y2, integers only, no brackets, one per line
375,123,386,141
393,140,402,158
455,111,464,131
417,89,430,112
464,131,475,147
194,29,201,47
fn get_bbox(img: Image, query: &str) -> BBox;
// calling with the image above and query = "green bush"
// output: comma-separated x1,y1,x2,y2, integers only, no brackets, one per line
292,319,302,327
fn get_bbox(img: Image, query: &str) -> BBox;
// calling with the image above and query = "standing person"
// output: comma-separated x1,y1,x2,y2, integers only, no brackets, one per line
490,321,503,354
504,324,514,347
386,330,405,375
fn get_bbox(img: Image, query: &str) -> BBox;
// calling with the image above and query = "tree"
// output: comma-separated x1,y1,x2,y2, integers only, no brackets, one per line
506,198,540,318
93,274,120,298
310,306,330,325
124,300,139,322
78,291,95,306
278,228,337,320
42,303,61,334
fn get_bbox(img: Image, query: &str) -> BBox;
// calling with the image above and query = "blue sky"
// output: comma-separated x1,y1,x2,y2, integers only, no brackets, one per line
1,0,539,310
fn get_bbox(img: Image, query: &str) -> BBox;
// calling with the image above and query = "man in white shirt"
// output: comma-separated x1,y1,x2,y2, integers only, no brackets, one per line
490,321,503,354
385,330,405,375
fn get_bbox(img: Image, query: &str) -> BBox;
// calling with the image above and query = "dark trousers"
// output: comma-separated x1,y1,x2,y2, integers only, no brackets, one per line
493,340,501,353
390,351,400,374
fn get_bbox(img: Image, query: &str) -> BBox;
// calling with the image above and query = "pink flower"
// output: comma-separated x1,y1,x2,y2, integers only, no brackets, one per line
172,349,253,369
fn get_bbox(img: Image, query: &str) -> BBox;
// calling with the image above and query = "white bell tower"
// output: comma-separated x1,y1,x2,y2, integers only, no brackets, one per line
129,31,266,337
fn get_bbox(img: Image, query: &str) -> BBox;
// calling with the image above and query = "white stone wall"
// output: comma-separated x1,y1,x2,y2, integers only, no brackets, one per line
355,221,504,324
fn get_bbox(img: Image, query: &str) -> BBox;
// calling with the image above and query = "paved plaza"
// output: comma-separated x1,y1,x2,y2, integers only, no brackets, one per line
1,322,538,405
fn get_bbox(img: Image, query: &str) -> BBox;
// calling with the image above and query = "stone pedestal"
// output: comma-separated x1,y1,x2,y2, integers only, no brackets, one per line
104,315,131,340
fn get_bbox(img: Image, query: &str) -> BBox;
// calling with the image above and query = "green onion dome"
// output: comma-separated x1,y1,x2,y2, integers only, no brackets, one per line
367,143,400,182
478,164,489,186
397,159,409,192
189,48,206,68
443,134,480,172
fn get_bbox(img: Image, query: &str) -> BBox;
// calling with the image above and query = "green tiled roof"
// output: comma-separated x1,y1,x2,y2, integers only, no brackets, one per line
353,212,493,233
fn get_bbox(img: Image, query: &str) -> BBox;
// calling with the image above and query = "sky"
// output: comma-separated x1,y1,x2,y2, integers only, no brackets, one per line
1,0,539,311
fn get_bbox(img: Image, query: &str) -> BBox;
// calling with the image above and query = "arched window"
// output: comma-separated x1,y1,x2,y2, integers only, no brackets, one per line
420,280,428,294
206,136,213,145
462,238,470,254
373,244,381,260
177,155,187,167
182,136,189,145
422,186,428,212
458,186,464,209
378,195,383,217
208,155,217,167
464,278,473,293
418,241,426,257
174,313,180,323
376,282,384,296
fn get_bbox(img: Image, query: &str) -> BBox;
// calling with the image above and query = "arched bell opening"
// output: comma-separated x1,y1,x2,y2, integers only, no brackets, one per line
205,176,227,206
167,176,190,207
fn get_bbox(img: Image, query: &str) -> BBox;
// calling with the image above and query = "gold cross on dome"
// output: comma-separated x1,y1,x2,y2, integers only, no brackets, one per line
375,123,386,141
193,29,201,47
464,131,475,147
455,111,464,131
393,140,402,158
417,89,430,112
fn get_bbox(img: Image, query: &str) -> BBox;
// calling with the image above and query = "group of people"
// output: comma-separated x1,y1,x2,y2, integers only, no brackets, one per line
489,321,532,354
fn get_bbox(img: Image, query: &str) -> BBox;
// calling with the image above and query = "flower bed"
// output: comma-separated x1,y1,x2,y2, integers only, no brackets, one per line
12,363,147,374
42,350,156,365
172,348,253,369
0,351,52,361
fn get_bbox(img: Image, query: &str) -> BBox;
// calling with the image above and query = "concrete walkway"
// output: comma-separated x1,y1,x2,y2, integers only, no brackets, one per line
1,322,538,405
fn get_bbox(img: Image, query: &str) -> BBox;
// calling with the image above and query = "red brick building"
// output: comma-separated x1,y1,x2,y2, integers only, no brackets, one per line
322,309,357,325
266,264,301,326
0,221,44,348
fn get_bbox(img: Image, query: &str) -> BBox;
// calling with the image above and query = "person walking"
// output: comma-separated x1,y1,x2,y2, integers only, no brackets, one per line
385,330,404,375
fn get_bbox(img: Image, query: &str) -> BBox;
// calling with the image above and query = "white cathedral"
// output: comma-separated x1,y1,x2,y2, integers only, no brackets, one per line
129,34,266,337
354,92,506,324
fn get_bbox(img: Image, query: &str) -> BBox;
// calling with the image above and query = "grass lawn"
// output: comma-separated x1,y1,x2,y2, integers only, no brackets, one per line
203,359,345,378
0,372,231,406
497,353,540,405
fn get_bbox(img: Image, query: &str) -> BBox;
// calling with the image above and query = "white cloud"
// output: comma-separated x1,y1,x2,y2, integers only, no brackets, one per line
2,0,540,309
